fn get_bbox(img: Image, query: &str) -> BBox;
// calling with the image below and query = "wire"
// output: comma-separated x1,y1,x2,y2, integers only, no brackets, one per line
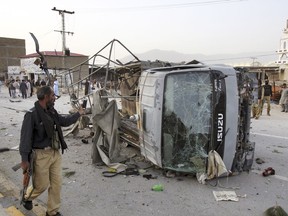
119,0,246,10
202,52,277,62
79,0,247,12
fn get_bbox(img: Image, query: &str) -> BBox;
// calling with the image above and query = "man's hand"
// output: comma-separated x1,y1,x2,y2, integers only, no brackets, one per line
78,106,86,116
21,161,29,173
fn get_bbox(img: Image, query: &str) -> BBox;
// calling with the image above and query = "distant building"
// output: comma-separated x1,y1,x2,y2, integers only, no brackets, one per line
0,36,89,86
20,51,89,86
0,37,26,81
276,19,288,81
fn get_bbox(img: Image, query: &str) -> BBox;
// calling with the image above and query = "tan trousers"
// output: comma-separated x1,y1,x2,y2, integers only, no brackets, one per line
25,149,62,215
260,96,271,114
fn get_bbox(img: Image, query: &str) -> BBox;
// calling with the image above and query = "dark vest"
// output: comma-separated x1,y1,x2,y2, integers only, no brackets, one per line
263,85,272,96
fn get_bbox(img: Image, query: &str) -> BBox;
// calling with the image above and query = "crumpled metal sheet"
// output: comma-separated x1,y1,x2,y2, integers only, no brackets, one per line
91,89,126,171
207,150,228,179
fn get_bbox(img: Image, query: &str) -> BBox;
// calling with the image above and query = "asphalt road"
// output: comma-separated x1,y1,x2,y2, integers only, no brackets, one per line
0,87,288,216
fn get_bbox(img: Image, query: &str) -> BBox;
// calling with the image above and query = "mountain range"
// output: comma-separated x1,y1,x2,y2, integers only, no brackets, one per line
122,49,279,66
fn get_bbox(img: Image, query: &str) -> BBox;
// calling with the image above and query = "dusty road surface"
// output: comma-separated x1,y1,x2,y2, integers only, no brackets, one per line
0,86,288,216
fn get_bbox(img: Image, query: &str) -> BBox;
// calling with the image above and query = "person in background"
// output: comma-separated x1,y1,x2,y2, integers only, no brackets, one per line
252,79,261,119
6,79,12,97
19,86,85,216
35,78,41,87
30,79,35,97
53,78,59,97
26,80,31,98
84,79,91,95
20,80,28,99
260,79,273,116
14,79,20,97
91,79,96,90
10,79,16,98
279,83,288,112
254,79,262,119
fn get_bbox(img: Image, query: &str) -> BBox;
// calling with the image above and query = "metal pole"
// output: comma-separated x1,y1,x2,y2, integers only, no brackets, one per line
61,12,65,52
52,7,74,54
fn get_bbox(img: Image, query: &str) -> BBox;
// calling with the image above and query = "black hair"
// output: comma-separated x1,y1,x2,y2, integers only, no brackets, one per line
37,86,52,100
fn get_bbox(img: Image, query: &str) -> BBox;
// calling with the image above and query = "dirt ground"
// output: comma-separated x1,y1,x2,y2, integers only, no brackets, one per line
0,86,288,216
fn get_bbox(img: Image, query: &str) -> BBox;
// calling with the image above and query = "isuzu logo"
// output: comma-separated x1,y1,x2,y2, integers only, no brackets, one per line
217,113,224,141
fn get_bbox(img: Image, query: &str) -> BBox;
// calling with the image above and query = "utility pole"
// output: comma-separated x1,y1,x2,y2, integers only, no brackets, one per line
52,7,74,55
251,57,257,67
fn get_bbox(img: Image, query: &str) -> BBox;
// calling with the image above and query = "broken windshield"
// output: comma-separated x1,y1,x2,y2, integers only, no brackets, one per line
162,71,213,173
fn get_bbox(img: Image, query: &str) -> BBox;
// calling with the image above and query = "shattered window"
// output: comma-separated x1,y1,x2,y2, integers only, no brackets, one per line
162,71,212,173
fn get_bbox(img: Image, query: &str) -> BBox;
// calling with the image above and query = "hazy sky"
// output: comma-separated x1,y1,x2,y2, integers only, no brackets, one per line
1,0,287,59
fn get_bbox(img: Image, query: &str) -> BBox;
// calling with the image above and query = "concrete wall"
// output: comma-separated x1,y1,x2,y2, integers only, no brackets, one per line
43,55,89,86
0,37,26,80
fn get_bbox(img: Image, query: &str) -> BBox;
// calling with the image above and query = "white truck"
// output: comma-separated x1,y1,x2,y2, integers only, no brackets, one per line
137,64,254,174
